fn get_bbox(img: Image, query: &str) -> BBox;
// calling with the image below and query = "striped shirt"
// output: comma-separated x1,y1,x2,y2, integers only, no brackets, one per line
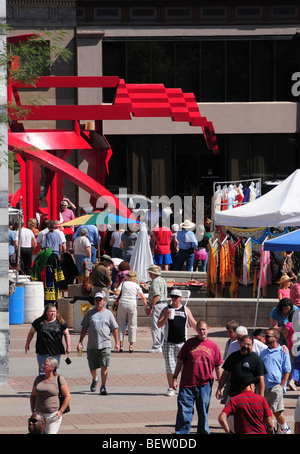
222,390,272,434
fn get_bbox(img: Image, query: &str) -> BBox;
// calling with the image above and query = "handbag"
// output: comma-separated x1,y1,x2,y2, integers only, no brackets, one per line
112,283,123,315
57,375,70,414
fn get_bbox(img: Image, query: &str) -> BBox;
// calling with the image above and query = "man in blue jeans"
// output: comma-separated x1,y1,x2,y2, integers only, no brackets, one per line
172,320,223,434
175,220,198,271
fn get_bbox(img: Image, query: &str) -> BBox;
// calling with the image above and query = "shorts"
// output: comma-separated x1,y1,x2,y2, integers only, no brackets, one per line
87,348,111,370
265,384,284,413
154,253,172,265
162,341,184,374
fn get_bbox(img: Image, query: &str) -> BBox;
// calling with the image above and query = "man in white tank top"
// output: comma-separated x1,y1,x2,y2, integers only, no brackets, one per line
158,289,197,396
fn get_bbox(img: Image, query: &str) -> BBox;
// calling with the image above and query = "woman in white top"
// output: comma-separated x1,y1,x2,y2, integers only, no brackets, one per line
115,270,147,353
73,228,91,275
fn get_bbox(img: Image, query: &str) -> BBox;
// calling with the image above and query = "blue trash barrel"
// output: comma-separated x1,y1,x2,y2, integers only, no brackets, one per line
9,285,24,324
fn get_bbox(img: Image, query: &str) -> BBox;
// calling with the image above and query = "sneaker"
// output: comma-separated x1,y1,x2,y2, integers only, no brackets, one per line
288,380,298,391
148,348,162,353
277,424,291,434
166,387,175,396
90,378,98,392
280,426,292,434
100,385,108,395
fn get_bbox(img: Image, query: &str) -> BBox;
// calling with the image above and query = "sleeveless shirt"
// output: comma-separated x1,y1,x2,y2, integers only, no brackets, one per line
166,304,188,344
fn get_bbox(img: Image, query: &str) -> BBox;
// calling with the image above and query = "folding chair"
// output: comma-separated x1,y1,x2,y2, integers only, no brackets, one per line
179,289,191,307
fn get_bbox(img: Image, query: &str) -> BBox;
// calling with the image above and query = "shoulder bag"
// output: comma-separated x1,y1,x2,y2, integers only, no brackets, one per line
58,375,70,414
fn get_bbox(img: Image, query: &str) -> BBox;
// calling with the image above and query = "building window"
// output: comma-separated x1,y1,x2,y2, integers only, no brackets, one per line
271,7,297,18
166,8,192,19
76,8,85,20
236,7,262,18
129,8,156,20
226,41,250,102
201,8,226,18
200,41,225,102
94,8,121,20
103,38,300,103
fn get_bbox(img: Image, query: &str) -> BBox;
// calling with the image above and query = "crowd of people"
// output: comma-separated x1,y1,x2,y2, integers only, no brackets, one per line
8,198,300,434
9,197,213,278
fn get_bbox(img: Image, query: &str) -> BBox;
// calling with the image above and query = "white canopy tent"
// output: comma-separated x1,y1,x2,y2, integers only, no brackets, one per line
215,169,300,228
214,170,300,328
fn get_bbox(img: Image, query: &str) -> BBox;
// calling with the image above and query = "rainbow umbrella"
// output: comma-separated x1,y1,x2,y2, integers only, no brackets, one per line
59,211,138,227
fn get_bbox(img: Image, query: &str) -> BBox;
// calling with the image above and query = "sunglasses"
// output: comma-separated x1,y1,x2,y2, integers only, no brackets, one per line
28,418,39,424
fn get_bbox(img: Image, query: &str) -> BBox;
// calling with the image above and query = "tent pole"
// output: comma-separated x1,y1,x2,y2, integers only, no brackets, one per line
254,236,268,330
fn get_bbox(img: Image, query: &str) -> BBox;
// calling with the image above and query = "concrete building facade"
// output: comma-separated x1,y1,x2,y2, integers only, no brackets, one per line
5,0,300,215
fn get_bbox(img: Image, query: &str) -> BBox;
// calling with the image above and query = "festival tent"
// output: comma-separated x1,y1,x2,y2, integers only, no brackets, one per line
264,229,300,251
214,169,300,228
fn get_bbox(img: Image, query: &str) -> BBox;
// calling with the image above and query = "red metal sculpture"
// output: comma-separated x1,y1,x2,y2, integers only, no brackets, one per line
8,41,218,226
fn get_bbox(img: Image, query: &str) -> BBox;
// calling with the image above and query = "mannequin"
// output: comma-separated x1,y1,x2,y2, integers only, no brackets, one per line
235,183,244,207
227,184,237,210
249,182,256,202
214,185,222,212
221,185,228,211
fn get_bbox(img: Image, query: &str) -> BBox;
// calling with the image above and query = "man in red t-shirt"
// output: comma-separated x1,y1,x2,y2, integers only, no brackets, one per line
152,225,173,271
172,320,223,434
218,375,273,434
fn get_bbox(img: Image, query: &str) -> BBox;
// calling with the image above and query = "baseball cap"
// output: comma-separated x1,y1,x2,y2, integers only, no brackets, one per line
170,289,182,297
94,292,105,300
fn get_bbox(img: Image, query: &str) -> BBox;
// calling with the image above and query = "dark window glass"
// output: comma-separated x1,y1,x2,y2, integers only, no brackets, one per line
201,41,225,102
102,42,126,102
226,41,250,101
127,41,151,83
151,41,174,86
251,40,274,101
175,42,199,96
105,135,128,191
275,39,300,101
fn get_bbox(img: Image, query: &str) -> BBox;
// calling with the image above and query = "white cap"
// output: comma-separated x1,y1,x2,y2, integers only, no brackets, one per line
170,289,182,297
94,292,105,299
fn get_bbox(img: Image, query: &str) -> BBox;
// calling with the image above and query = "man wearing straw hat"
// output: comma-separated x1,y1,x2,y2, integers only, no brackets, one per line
175,220,198,272
146,264,168,353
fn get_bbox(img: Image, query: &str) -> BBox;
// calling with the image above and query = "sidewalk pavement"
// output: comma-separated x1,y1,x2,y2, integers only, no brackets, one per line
0,324,299,435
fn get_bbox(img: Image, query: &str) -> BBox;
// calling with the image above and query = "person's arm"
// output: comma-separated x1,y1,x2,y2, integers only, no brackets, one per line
215,365,222,382
63,328,71,355
77,326,88,352
138,292,148,311
270,317,278,329
157,307,169,328
215,369,230,399
149,295,159,308
112,327,120,352
186,307,197,332
30,385,37,413
31,235,36,249
258,375,265,396
172,358,184,390
281,372,290,388
25,326,36,354
85,245,91,259
264,416,274,434
63,197,76,210
218,411,231,434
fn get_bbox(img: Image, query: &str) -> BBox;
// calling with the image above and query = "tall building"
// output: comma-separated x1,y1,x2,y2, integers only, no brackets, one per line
6,0,300,213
